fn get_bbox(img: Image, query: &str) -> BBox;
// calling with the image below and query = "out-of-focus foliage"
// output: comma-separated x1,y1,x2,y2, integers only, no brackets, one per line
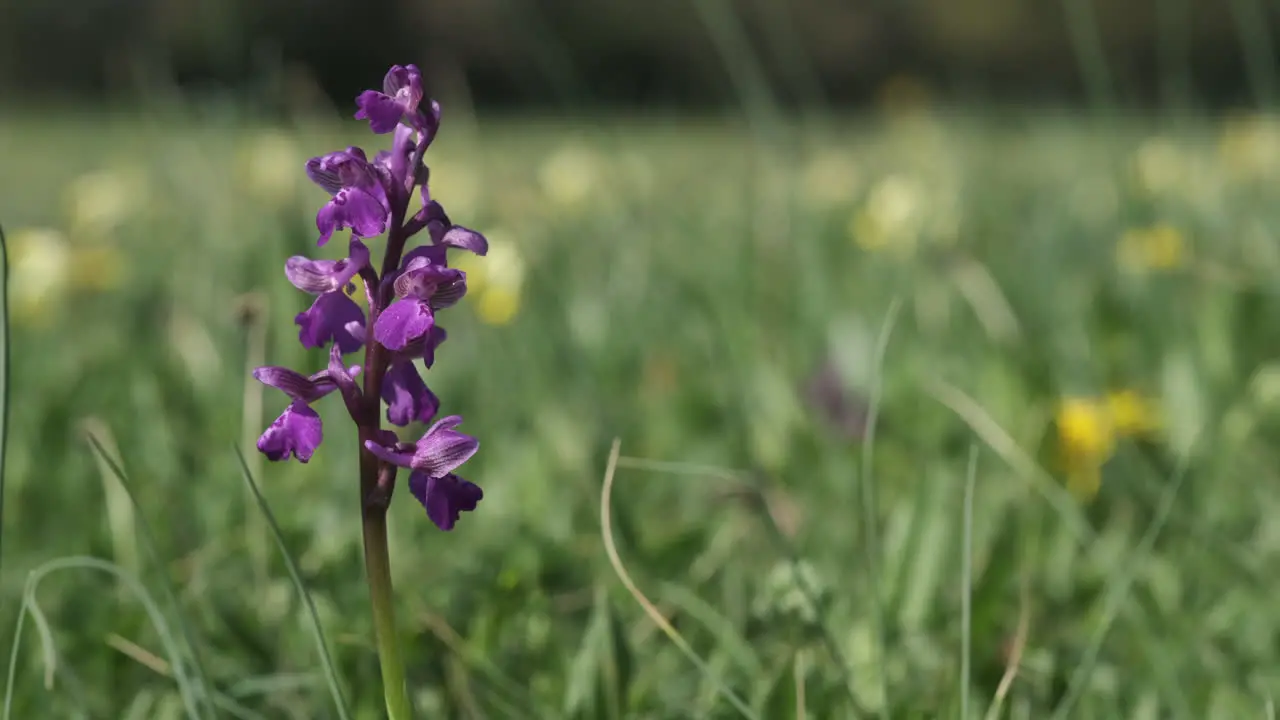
0,0,1268,106
3,103,1280,716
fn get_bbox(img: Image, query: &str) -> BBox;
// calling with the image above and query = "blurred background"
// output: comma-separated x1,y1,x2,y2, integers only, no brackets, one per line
3,0,1278,107
4,0,1280,718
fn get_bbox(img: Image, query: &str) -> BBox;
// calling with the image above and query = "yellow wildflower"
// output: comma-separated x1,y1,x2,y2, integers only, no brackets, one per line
65,167,148,238
1117,224,1187,272
8,227,128,327
1066,466,1103,503
1054,390,1162,501
1133,137,1188,197
538,144,599,208
8,227,71,326
1218,113,1280,180
1055,397,1116,502
1057,397,1116,464
849,175,924,255
240,131,300,206
476,286,520,326
428,158,481,219
1106,389,1161,436
455,230,524,326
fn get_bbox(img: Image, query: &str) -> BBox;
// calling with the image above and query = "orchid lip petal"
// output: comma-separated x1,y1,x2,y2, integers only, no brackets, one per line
372,298,434,351
306,150,390,244
355,91,404,134
411,471,482,531
257,400,322,463
382,360,440,426
295,292,366,354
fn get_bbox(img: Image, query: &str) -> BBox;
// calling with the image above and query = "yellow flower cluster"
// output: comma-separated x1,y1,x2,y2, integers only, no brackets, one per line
453,231,525,326
237,131,301,206
1117,224,1188,273
9,166,143,327
1056,390,1161,501
1218,114,1280,181
848,174,927,256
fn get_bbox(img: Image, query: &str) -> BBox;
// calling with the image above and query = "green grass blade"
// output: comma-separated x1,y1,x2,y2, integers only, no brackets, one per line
857,297,903,718
600,440,759,720
960,446,978,720
3,556,202,720
1049,453,1194,719
1061,0,1115,110
614,455,869,716
0,223,9,579
1226,0,1279,108
688,0,781,136
747,472,868,717
233,446,352,720
655,581,763,679
83,434,218,719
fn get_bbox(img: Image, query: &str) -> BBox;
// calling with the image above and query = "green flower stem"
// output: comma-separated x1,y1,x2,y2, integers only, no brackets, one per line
362,503,412,719
359,415,412,719
359,191,415,719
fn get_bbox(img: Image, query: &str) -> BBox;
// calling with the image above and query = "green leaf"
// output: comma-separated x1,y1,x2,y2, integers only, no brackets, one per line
756,653,804,720
564,585,633,720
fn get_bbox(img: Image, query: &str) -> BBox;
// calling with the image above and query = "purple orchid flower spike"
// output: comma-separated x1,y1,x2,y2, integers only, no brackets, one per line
259,63,494,718
268,62,488,517
305,148,391,246
356,64,435,135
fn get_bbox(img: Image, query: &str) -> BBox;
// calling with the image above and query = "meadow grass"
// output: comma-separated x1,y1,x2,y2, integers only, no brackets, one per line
3,107,1280,718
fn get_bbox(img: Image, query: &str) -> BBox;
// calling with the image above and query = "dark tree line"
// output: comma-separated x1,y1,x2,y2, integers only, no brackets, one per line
2,0,1276,109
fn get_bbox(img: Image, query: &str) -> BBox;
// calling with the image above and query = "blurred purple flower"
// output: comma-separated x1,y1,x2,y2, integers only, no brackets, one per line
805,360,872,440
